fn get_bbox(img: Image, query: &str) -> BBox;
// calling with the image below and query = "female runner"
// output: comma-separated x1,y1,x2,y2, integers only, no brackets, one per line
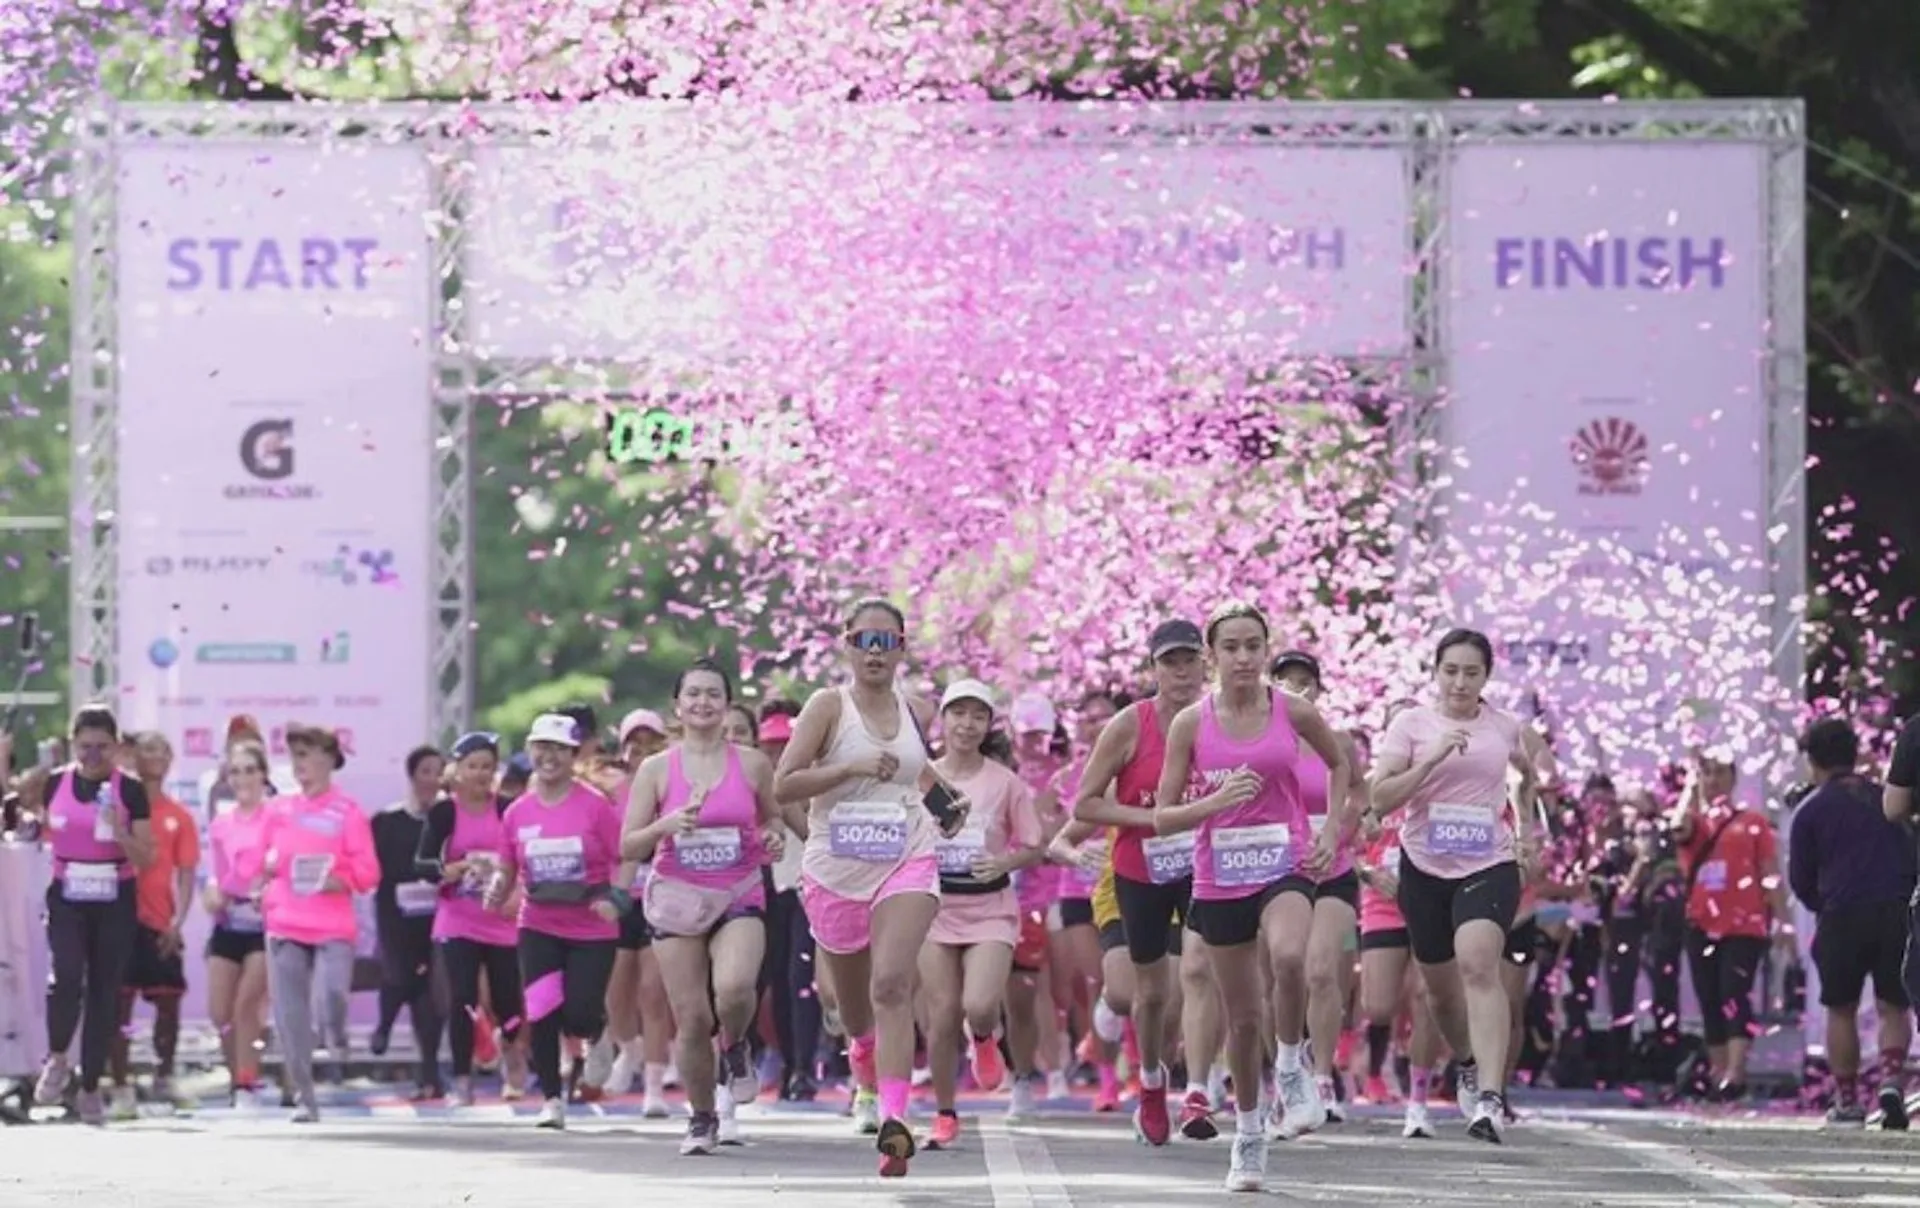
919,680,1045,1148
1153,603,1349,1192
34,704,154,1124
202,740,275,1103
1269,650,1368,1134
416,731,529,1104
487,714,626,1130
623,658,786,1155
258,725,378,1123
1367,628,1542,1144
773,598,970,1178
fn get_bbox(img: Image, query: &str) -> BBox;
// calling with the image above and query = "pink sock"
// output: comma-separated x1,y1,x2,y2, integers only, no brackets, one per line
1410,1066,1431,1105
879,1076,910,1121
849,1033,878,1089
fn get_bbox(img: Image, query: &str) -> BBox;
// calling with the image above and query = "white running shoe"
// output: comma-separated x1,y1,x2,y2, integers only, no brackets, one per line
605,1049,637,1097
1454,1063,1478,1118
716,1086,743,1146
1402,1100,1435,1139
583,1035,616,1090
1224,1131,1267,1193
536,1097,567,1130
642,1083,672,1119
1467,1097,1504,1145
1274,1068,1326,1140
1317,1075,1346,1123
108,1086,139,1121
851,1088,881,1135
680,1111,719,1155
33,1056,71,1106
1007,1076,1038,1123
1045,1070,1071,1101
663,1060,682,1090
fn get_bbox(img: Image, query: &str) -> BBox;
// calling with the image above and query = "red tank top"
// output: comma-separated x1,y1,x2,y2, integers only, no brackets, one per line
1111,699,1167,884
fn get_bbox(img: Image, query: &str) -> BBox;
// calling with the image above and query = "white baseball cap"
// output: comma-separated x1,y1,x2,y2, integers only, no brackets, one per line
940,679,997,714
527,713,582,748
1011,692,1057,735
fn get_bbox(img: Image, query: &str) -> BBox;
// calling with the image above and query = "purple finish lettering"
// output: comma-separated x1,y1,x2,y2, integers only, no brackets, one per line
165,237,382,291
1492,236,1726,291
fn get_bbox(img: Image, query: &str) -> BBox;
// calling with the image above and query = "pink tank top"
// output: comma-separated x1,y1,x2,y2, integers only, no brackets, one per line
435,800,517,947
654,747,766,890
47,767,135,878
1297,749,1353,880
1359,814,1406,934
1190,690,1305,902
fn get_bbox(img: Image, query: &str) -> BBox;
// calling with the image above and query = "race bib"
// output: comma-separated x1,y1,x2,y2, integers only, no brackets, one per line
290,853,334,896
92,806,117,844
224,899,264,933
525,835,586,885
674,826,745,874
1141,832,1196,885
1698,860,1728,893
828,801,908,864
630,861,651,893
395,881,441,917
1428,803,1496,858
459,853,498,900
1211,824,1292,889
62,861,120,904
936,821,987,878
296,812,342,836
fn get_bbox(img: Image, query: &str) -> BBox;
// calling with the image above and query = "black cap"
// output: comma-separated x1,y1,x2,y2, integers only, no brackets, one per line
1149,619,1204,660
1269,650,1322,684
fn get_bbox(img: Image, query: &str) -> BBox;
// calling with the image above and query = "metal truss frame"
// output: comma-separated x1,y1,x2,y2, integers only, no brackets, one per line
70,99,1805,733
1426,99,1808,706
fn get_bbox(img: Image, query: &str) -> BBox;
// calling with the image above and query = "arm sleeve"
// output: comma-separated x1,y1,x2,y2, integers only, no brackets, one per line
415,800,456,878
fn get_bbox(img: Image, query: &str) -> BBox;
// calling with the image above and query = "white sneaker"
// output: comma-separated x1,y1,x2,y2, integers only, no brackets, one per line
1454,1063,1479,1118
536,1097,567,1130
1224,1131,1267,1192
851,1088,881,1134
1402,1100,1435,1139
583,1035,616,1090
911,1065,933,1088
662,1060,682,1090
109,1086,140,1121
1274,1067,1326,1140
642,1084,671,1119
32,1056,71,1106
1206,1067,1230,1109
715,1086,743,1146
1466,1097,1504,1144
605,1049,637,1097
1007,1077,1038,1123
1317,1075,1346,1123
1045,1070,1071,1101
680,1111,719,1155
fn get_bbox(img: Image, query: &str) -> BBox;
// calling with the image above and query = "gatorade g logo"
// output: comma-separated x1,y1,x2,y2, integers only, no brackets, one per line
240,419,294,479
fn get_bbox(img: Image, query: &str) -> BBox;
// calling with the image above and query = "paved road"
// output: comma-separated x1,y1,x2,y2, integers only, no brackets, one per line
4,1098,1918,1207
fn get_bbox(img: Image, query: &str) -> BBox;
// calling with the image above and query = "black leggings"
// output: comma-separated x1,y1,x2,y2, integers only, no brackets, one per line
44,880,137,1094
762,888,822,1078
441,937,526,1078
376,916,444,1083
1686,931,1767,1049
517,929,616,1100
1604,914,1685,1079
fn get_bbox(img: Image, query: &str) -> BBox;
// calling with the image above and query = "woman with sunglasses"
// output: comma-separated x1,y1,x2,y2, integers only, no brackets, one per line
202,740,276,1104
416,731,530,1105
623,658,786,1155
259,724,379,1123
774,598,970,1178
33,703,154,1125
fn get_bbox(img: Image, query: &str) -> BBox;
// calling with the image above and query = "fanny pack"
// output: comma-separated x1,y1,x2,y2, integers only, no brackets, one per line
643,870,759,936
939,873,1012,896
524,880,606,906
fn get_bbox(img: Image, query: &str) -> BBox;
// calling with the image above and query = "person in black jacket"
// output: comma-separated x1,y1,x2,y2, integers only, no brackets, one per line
369,744,449,1098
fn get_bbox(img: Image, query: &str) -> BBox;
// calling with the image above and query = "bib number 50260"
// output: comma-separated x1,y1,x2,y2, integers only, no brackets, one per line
828,802,908,863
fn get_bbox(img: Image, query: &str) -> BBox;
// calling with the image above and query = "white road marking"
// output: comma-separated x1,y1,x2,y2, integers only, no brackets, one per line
1557,1126,1806,1205
980,1115,1073,1208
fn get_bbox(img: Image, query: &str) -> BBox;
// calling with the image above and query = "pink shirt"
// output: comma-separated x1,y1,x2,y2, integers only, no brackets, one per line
433,799,518,948
652,747,768,903
46,767,138,879
260,787,379,945
1380,703,1522,880
1014,756,1067,910
1191,691,1306,902
1359,813,1405,934
504,782,622,942
1299,748,1354,881
209,803,273,932
937,759,1042,879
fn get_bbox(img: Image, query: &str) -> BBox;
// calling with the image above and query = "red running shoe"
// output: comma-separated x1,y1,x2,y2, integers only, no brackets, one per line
1134,1082,1172,1146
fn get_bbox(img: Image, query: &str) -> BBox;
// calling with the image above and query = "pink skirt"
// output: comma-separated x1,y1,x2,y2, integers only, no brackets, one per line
928,887,1018,949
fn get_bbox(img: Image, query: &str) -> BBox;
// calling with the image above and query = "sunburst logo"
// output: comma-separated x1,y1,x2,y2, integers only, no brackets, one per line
1569,417,1649,496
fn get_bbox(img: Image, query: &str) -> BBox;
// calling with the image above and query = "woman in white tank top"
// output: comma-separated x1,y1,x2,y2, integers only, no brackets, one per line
773,598,970,1179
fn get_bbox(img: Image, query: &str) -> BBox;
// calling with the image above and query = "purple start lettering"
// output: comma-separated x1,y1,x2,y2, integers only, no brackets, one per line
166,237,383,291
1492,236,1727,291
